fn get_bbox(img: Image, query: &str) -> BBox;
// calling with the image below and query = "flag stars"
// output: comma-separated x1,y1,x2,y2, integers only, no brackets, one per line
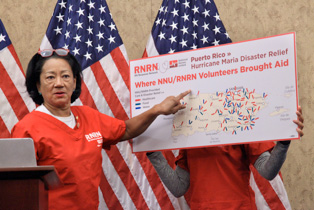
192,18,198,26
65,31,70,39
183,0,190,9
54,26,62,35
192,31,197,39
73,34,82,43
72,47,80,56
108,35,116,43
108,23,116,31
155,18,161,25
99,5,106,13
171,8,179,17
88,1,95,9
88,14,94,22
179,39,188,48
40,1,127,72
98,18,105,27
96,31,104,39
56,13,64,22
76,8,85,16
191,43,198,50
164,6,168,13
192,6,199,14
63,44,69,49
201,35,209,44
214,13,220,21
212,25,221,34
202,22,210,31
0,34,6,42
162,19,167,27
87,26,93,34
67,18,72,26
180,26,189,35
96,44,103,52
168,48,175,53
212,39,220,46
68,4,73,12
225,32,230,39
181,13,189,22
170,21,178,30
150,0,231,55
159,6,164,13
202,9,210,18
59,0,66,9
169,34,177,43
84,52,92,60
85,39,93,47
158,32,166,40
75,21,83,30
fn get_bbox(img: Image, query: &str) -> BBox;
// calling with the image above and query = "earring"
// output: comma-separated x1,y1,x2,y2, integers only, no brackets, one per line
38,92,42,95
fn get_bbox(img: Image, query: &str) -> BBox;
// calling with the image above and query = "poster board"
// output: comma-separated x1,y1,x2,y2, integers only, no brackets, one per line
130,32,298,152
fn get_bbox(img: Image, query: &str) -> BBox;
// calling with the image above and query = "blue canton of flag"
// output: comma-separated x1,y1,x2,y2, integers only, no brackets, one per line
45,0,123,70
150,0,232,55
0,20,11,51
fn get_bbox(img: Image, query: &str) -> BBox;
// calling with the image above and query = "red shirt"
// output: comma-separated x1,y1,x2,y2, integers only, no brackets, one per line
11,106,126,210
176,143,274,210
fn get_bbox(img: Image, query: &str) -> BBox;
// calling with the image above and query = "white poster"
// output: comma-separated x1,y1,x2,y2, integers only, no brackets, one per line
130,33,298,152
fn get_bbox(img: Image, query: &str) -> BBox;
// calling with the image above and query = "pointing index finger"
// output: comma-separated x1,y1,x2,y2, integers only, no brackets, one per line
176,90,191,100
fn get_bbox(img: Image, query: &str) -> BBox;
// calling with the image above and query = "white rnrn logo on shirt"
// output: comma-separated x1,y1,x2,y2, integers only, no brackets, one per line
85,131,103,147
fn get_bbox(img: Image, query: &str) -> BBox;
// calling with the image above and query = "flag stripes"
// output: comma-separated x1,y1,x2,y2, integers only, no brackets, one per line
0,46,35,114
99,54,130,114
0,115,10,137
110,46,130,90
131,152,177,210
79,77,98,110
0,24,36,137
90,62,128,119
0,87,18,137
101,149,138,210
0,62,29,121
105,145,150,210
99,171,124,210
250,165,291,210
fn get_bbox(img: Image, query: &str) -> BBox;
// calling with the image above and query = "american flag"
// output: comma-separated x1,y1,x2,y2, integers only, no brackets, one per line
143,0,291,209
143,0,231,57
39,0,184,209
0,19,36,138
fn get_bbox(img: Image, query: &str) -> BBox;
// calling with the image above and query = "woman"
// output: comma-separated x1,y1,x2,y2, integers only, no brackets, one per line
11,48,190,210
147,107,304,210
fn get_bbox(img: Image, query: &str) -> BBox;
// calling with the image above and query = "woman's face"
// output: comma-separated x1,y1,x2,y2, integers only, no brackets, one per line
37,58,76,110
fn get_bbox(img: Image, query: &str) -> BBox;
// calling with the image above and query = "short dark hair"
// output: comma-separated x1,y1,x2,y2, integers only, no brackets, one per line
26,51,83,105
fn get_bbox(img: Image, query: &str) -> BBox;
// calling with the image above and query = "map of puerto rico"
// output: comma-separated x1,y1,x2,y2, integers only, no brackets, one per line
172,87,268,137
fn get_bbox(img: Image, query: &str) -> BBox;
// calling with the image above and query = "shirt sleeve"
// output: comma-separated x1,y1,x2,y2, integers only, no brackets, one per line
175,149,189,172
244,141,275,165
11,123,27,138
98,112,126,149
11,121,40,160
